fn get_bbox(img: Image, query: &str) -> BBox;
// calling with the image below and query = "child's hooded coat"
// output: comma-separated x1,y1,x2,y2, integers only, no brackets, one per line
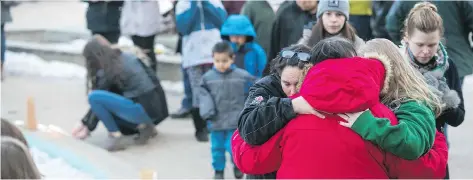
221,15,267,78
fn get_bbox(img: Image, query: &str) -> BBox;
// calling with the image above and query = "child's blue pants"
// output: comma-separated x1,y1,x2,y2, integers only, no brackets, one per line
210,129,235,171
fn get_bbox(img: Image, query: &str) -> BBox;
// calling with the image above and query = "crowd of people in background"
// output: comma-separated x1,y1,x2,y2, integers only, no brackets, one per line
1,0,472,179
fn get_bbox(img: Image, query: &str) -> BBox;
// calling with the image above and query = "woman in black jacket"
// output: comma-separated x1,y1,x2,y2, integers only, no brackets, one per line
72,35,169,151
238,37,357,179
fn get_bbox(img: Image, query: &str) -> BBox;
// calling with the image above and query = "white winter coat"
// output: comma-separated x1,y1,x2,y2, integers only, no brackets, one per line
120,1,163,37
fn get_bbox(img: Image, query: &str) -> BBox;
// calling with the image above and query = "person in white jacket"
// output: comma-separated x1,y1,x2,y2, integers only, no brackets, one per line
121,0,164,72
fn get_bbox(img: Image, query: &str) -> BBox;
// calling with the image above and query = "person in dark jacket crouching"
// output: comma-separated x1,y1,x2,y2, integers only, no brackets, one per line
237,40,358,178
72,35,169,151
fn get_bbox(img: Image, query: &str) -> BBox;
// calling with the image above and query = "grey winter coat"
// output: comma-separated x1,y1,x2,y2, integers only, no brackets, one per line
95,52,156,98
1,1,20,24
83,52,169,135
199,66,257,131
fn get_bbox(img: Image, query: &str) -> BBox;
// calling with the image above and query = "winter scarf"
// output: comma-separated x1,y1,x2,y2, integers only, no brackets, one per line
400,42,460,110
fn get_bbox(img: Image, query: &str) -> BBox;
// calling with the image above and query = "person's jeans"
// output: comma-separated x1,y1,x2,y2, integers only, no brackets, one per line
210,129,235,171
181,66,193,110
1,23,6,63
88,90,152,132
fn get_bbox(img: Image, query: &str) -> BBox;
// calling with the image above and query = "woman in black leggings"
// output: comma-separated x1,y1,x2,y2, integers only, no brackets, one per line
120,1,163,72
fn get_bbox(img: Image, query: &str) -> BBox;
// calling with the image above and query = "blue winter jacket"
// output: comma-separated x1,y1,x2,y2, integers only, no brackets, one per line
175,0,227,68
220,15,267,78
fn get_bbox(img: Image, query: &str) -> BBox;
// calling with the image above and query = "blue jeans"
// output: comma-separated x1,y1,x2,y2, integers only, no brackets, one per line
210,129,235,171
181,67,193,110
88,90,152,132
1,23,6,63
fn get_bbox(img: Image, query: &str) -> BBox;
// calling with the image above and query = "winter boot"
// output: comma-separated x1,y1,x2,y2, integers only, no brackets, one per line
135,123,158,145
214,170,224,179
104,134,127,152
233,167,244,179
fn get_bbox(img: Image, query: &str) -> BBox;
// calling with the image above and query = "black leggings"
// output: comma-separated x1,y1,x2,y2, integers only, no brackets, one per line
92,31,120,44
131,35,158,72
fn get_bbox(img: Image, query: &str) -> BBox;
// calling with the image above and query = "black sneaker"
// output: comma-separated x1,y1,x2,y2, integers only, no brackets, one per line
195,131,209,142
135,123,157,145
170,107,191,119
214,170,224,179
104,135,127,152
233,167,244,179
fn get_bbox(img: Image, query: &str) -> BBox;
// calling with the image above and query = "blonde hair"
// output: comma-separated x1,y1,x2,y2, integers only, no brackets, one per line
1,136,42,179
403,2,443,38
296,63,314,92
359,39,443,116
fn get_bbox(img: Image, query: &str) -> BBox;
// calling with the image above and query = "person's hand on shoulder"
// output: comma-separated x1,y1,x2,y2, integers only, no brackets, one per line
292,96,325,118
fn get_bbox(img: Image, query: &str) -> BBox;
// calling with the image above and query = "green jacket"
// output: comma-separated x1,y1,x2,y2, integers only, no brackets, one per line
386,1,473,78
351,101,436,160
241,1,276,56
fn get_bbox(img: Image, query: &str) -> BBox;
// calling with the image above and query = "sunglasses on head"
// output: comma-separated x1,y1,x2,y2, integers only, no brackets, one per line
280,50,311,62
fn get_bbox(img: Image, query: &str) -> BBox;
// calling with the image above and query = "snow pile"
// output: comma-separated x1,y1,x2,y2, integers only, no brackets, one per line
40,37,174,55
4,51,86,80
30,147,94,179
4,51,183,93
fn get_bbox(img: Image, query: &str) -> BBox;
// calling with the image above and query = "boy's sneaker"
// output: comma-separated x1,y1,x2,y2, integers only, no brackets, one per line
234,167,244,179
135,123,157,145
195,131,209,142
214,170,224,179
104,135,127,152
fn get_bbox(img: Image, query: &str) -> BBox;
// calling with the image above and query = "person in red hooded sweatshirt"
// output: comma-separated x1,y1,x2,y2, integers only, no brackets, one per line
232,38,447,178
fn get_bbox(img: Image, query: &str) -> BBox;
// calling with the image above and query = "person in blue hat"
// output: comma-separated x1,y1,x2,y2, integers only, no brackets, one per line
220,15,267,94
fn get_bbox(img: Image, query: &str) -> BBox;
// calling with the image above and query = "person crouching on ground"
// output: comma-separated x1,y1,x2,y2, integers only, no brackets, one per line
199,42,257,179
71,35,169,151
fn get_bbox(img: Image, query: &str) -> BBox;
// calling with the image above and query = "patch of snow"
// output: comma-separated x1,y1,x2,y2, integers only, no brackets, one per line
31,147,94,179
4,51,183,93
4,51,86,80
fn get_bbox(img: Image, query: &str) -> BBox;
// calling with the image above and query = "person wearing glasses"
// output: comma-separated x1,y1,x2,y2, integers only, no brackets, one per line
236,37,357,179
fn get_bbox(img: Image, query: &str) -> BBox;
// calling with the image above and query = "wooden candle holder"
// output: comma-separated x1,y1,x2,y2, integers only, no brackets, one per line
26,97,38,131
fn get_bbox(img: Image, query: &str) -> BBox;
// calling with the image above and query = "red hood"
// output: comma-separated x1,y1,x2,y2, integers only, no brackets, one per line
299,57,387,113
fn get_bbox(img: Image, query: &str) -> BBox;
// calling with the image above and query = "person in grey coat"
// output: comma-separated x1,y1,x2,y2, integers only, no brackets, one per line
199,42,256,179
72,35,169,152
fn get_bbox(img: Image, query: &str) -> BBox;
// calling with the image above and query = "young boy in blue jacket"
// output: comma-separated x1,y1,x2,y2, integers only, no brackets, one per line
220,15,267,80
199,42,256,179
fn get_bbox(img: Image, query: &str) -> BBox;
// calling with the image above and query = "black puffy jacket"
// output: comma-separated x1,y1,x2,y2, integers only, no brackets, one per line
237,74,297,146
